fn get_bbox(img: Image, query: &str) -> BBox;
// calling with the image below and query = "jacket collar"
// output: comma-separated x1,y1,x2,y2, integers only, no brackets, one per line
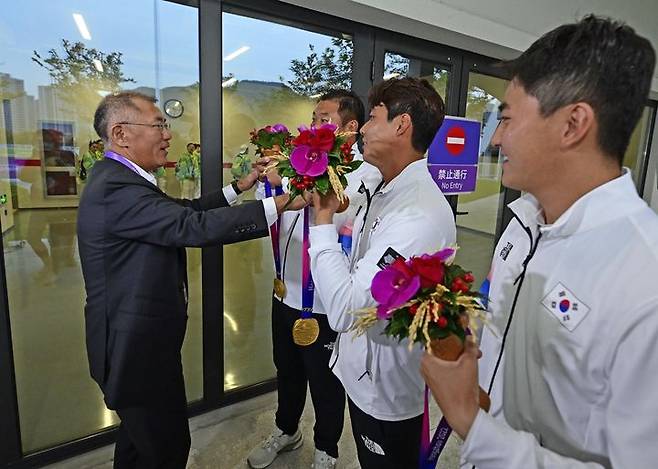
379,158,427,195
508,168,646,238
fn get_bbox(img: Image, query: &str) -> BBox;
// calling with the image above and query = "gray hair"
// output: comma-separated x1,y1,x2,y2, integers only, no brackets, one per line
93,91,157,143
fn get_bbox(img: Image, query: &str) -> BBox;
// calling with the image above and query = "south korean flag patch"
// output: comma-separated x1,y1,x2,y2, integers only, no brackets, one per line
541,283,590,332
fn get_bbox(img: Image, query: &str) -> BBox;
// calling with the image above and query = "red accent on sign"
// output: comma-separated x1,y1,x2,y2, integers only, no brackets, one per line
446,126,466,156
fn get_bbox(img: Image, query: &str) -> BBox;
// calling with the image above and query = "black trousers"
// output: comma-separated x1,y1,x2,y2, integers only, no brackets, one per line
272,297,345,458
113,404,190,469
348,398,423,469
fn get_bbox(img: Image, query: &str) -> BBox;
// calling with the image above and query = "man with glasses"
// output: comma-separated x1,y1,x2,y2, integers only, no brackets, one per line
78,91,304,469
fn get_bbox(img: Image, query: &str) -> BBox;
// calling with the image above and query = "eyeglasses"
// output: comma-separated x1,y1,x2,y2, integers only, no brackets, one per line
117,122,171,131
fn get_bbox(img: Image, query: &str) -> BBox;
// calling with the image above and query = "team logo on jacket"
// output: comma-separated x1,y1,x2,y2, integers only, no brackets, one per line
377,247,404,269
541,283,590,332
499,242,513,260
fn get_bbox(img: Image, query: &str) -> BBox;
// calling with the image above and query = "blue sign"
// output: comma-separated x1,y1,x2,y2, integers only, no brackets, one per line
427,116,481,194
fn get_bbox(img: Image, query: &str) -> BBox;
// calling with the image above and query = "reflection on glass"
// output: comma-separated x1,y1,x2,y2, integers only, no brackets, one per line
383,52,449,105
454,73,509,285
221,13,353,390
0,0,200,452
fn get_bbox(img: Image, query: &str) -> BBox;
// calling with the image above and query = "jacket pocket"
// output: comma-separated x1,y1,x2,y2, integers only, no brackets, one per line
105,311,188,408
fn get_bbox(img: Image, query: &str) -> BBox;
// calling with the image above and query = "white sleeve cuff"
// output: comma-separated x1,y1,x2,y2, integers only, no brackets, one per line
262,197,278,227
222,184,238,206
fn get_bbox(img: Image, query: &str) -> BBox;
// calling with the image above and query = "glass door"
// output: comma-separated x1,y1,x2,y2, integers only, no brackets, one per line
454,70,509,284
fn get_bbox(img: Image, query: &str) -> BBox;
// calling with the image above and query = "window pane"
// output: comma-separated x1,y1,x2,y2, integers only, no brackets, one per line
383,52,449,106
455,72,509,285
0,0,200,452
221,13,353,390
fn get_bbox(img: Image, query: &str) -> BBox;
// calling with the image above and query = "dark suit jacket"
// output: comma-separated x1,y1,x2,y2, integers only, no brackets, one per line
77,158,268,409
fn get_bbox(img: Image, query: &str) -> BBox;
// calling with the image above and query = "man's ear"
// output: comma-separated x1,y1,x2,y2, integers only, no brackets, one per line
110,124,129,148
344,119,358,134
396,113,412,136
560,102,595,151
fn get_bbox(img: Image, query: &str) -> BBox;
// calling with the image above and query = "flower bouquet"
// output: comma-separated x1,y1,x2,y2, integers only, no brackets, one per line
351,247,491,411
263,123,362,212
250,123,292,159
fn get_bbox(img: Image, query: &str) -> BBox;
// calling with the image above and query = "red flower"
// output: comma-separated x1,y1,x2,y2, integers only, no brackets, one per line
292,126,336,152
437,316,448,328
463,272,475,284
408,303,419,315
314,127,336,151
451,277,469,293
292,130,312,147
409,255,445,289
391,258,416,277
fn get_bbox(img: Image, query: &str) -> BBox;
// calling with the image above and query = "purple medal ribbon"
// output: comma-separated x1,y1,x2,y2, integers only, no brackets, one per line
420,386,452,468
420,329,477,468
264,179,284,282
104,150,141,175
301,205,314,317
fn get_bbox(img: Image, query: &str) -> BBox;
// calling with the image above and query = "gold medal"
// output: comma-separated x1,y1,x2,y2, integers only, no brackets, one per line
292,318,319,346
273,278,287,299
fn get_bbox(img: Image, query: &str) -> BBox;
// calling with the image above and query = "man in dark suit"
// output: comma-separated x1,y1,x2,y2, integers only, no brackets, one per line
77,91,300,468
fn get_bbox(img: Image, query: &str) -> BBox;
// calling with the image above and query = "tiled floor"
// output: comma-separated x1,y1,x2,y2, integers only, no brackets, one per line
44,390,465,469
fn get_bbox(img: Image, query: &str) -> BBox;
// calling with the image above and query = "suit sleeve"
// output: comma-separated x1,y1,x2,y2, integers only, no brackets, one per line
105,181,268,247
173,189,229,211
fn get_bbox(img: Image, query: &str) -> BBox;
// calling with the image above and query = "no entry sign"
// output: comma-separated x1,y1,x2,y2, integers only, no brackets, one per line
427,116,481,194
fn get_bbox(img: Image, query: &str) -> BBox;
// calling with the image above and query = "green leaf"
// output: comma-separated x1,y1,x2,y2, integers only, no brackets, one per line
315,175,330,194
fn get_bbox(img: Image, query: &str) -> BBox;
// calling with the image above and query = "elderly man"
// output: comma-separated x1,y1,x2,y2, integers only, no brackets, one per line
421,15,658,469
78,91,301,469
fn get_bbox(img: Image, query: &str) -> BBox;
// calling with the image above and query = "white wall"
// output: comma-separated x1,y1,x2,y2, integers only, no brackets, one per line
282,0,658,97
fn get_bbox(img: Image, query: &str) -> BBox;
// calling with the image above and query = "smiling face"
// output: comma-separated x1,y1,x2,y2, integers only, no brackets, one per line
112,97,172,171
493,80,563,194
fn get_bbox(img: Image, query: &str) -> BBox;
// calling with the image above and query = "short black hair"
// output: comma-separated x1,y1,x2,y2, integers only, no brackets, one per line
501,14,656,164
319,89,366,130
368,77,445,153
93,91,157,142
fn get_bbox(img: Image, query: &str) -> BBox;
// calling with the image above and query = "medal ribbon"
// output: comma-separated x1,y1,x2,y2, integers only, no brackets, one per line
420,329,476,468
301,205,314,317
264,179,284,281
